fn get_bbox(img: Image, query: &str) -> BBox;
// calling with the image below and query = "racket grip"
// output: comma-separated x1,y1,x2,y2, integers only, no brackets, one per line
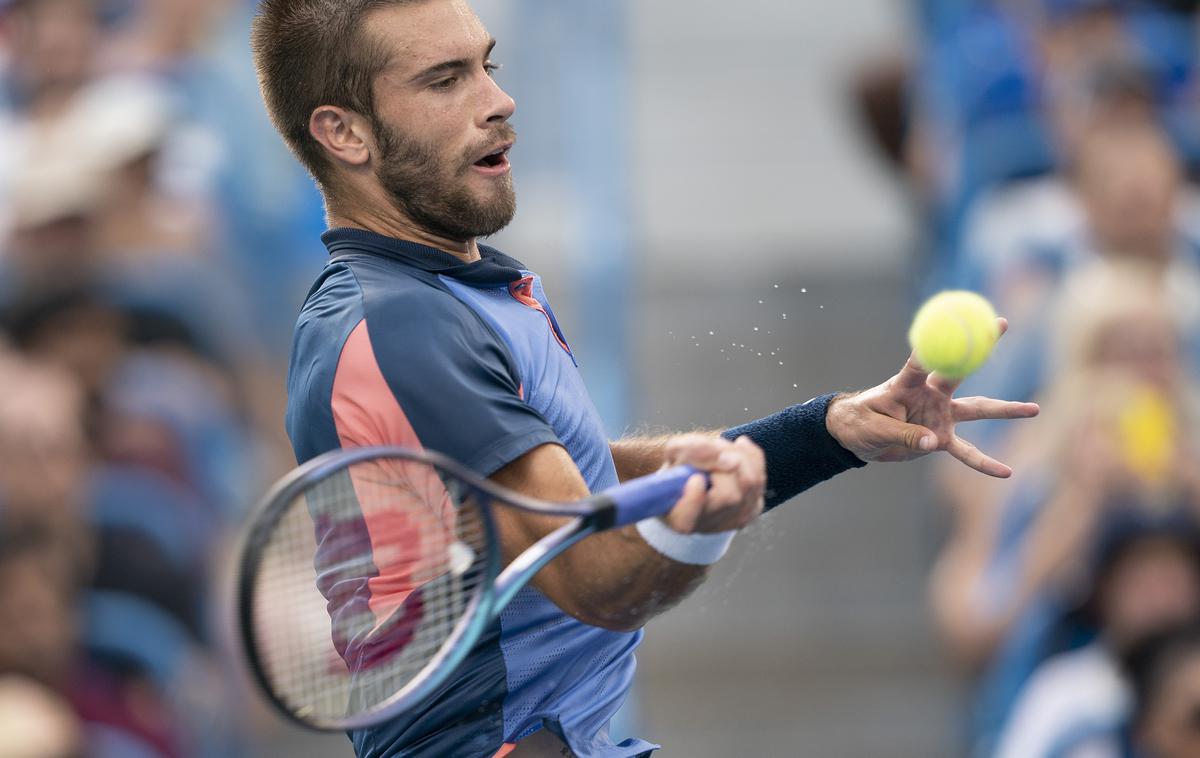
603,465,709,527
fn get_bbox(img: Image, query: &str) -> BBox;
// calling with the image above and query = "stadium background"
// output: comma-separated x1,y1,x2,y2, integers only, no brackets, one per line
0,1,1195,757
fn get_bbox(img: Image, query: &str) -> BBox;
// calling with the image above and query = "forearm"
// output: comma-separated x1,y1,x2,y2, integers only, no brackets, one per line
1010,484,1103,612
550,526,709,631
493,443,713,631
928,508,1008,669
610,435,676,481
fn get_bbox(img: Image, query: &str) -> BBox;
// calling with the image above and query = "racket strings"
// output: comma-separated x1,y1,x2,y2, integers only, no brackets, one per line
250,459,490,725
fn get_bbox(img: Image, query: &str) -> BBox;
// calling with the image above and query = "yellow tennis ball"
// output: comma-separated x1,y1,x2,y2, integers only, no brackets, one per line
907,290,999,379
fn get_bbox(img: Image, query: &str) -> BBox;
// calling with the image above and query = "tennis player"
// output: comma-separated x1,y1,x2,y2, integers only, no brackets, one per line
250,1,1038,756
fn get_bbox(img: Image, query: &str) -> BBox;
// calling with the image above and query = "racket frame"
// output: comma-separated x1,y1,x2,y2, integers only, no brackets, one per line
237,445,693,731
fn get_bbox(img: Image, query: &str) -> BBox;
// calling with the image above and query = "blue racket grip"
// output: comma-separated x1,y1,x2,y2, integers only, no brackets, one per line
602,465,709,528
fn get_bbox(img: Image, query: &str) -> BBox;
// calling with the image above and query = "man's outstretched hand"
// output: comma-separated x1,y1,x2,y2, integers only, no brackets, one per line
825,318,1039,477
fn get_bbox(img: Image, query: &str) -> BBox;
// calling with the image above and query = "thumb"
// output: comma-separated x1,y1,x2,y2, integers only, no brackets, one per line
662,473,707,534
874,416,938,452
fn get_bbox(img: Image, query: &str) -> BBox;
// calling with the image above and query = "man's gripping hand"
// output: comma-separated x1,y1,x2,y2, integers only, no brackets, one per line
659,434,766,533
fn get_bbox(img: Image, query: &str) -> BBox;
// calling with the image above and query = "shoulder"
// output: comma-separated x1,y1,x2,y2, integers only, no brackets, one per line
1010,645,1126,723
300,259,497,343
1026,646,1121,698
997,645,1127,758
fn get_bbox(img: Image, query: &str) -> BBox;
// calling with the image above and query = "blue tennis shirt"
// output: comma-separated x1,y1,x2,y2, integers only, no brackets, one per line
286,228,656,758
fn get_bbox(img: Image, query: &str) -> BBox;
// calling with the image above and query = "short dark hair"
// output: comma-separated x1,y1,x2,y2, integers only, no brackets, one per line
250,0,416,192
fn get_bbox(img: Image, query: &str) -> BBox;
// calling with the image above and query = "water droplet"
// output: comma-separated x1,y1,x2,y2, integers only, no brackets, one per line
708,330,715,336
781,313,788,320
773,284,779,289
744,407,749,412
801,288,807,294
757,352,763,357
793,383,799,388
779,361,784,366
753,327,759,332
758,300,764,304
819,305,825,309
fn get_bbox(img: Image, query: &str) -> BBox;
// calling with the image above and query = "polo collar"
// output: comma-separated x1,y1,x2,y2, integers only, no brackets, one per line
321,227,525,285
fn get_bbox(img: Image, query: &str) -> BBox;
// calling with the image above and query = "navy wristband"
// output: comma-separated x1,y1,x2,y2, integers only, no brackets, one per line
721,393,866,511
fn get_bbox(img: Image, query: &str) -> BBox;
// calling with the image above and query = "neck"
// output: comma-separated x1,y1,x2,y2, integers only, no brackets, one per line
327,192,481,263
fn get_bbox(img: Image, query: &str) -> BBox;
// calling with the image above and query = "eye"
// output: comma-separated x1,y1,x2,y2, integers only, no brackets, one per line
431,76,458,91
484,61,502,78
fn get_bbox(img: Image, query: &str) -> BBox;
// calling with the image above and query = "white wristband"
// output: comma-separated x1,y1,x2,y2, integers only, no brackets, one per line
635,518,735,566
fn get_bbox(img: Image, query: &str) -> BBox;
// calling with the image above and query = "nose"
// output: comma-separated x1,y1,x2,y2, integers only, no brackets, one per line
480,74,515,127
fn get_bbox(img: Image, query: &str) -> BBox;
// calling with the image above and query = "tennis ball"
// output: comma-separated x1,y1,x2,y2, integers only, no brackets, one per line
907,290,999,379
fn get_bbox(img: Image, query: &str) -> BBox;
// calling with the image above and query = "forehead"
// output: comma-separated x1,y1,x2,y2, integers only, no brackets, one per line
365,0,490,73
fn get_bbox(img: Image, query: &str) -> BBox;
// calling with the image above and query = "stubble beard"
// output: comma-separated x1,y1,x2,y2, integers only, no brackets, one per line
374,120,517,242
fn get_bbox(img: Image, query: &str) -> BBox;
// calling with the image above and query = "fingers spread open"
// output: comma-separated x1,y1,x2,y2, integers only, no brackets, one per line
895,353,933,389
952,397,1041,422
929,372,963,397
947,436,1012,478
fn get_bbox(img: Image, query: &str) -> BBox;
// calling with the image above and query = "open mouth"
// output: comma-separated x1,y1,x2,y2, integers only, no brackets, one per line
473,144,512,170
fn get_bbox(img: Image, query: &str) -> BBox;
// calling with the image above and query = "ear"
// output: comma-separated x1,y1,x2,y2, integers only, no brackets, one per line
309,105,373,168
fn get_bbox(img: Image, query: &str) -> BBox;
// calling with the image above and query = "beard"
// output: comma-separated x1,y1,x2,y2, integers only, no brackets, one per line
373,119,517,242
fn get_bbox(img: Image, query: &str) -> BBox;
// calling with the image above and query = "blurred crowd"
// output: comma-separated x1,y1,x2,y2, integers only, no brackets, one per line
3,0,1200,757
0,0,327,755
854,0,1200,756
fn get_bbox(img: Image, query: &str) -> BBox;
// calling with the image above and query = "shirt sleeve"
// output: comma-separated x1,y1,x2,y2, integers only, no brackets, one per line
332,286,561,477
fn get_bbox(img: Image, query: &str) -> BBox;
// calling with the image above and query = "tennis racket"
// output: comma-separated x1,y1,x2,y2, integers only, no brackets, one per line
236,445,702,731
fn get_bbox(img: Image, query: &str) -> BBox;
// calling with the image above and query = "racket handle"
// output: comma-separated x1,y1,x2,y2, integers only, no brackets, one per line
603,465,709,527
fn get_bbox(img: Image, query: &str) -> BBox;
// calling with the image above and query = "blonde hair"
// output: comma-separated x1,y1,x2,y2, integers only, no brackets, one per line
1007,258,1199,475
1049,258,1179,379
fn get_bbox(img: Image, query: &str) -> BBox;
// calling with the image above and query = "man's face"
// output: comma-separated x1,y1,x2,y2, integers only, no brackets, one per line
364,0,516,241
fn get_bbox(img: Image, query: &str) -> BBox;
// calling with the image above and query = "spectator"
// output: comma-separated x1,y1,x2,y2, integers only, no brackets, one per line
905,0,1196,283
932,263,1195,659
939,121,1200,515
0,0,98,117
0,349,92,573
994,513,1200,758
0,522,80,691
1124,622,1200,758
929,264,1200,750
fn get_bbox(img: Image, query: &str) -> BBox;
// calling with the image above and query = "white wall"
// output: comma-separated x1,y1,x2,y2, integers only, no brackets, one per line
630,0,916,277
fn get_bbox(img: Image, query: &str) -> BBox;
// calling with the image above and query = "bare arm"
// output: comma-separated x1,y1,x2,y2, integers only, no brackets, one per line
491,438,764,632
610,434,679,482
929,417,1120,669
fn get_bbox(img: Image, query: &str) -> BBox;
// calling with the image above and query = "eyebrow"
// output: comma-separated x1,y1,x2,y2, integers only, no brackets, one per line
410,38,497,84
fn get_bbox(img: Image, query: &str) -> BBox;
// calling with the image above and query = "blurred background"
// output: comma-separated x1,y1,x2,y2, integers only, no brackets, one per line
0,0,1198,756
